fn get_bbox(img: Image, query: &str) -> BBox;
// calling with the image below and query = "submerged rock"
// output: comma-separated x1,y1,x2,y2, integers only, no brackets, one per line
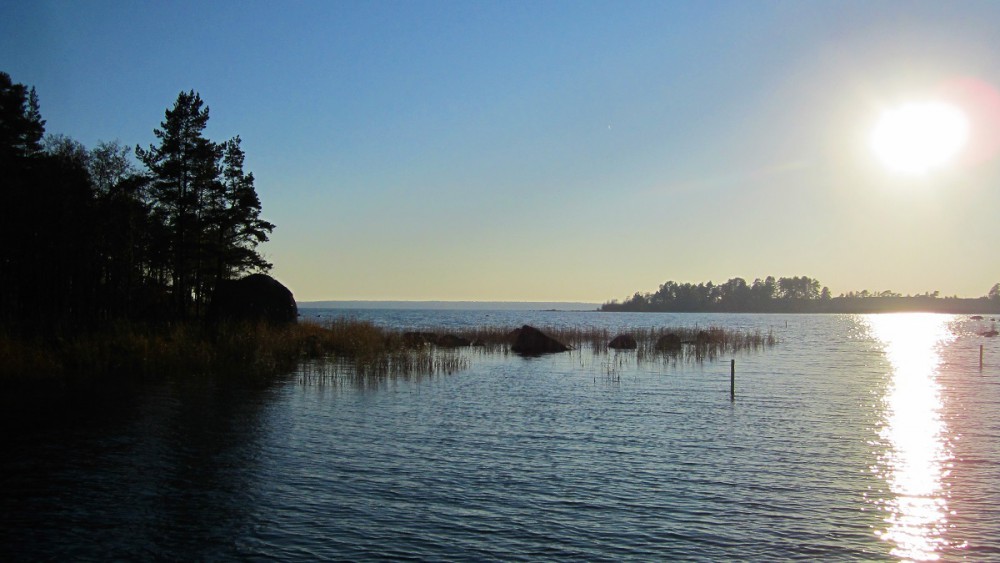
608,334,637,350
436,334,472,347
690,329,726,346
403,332,438,346
511,325,570,355
209,273,297,324
655,333,682,351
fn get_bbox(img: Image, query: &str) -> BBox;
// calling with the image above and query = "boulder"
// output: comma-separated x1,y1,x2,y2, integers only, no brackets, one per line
608,334,637,349
209,273,297,324
511,325,570,355
655,333,682,351
506,328,523,343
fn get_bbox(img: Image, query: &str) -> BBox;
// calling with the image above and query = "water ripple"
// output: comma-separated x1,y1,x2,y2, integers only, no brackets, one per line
2,313,999,560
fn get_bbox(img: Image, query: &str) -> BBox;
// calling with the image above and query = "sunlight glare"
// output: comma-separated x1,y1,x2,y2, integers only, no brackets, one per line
870,102,969,176
866,314,955,560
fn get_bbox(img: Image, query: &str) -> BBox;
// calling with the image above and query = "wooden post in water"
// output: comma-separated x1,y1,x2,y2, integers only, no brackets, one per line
982,345,985,370
730,359,736,399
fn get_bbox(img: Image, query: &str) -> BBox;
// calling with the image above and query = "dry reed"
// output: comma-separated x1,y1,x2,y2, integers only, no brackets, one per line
1,319,775,384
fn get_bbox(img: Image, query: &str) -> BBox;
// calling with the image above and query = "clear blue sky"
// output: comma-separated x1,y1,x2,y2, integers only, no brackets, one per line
3,1,1000,301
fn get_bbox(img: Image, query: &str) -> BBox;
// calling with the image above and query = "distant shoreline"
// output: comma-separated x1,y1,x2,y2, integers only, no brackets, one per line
297,299,1000,315
600,296,1000,315
297,301,601,311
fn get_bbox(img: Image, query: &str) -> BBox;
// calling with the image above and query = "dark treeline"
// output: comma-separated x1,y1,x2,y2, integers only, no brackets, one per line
1,72,273,335
602,276,1000,314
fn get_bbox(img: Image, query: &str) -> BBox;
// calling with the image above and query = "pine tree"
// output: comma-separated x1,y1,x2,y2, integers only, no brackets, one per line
137,92,274,318
209,136,274,287
1,73,102,332
136,91,221,317
0,71,45,160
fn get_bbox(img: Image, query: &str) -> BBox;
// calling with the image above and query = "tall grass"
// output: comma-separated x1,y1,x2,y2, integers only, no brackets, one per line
416,324,776,359
0,320,774,384
0,322,299,381
296,319,469,384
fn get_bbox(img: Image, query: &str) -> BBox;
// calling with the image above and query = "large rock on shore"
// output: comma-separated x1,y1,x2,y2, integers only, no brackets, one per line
209,273,297,324
511,325,570,355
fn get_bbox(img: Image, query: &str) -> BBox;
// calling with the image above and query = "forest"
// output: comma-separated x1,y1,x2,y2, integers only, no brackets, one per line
0,72,274,336
602,276,1000,314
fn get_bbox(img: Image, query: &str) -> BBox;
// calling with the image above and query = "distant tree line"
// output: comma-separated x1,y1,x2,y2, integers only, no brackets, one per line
1,71,273,335
602,276,1000,314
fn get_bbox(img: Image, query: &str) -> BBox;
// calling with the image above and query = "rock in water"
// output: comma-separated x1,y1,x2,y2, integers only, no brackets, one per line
436,334,472,347
403,332,438,346
506,328,523,343
511,325,570,355
209,273,297,324
655,333,682,351
608,334,637,349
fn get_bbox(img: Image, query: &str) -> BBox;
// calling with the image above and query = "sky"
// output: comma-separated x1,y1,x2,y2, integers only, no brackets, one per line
3,0,1000,302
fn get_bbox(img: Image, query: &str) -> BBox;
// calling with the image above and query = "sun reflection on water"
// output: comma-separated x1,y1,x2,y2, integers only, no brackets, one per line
867,314,956,560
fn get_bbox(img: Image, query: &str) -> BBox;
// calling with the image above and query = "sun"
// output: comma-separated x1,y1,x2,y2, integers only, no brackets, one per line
870,101,969,176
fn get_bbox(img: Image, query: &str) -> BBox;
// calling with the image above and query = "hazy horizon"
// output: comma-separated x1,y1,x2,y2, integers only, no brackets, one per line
4,1,1000,302
298,300,601,311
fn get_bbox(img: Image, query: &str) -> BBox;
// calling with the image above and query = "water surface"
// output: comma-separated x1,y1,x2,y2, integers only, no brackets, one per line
2,312,998,560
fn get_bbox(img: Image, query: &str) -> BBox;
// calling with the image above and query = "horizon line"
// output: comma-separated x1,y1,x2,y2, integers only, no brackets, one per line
297,300,602,311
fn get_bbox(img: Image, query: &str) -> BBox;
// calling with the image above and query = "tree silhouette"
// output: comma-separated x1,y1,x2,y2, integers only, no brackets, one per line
0,72,44,161
137,91,273,318
136,91,220,317
1,73,277,333
1,74,99,332
210,136,274,285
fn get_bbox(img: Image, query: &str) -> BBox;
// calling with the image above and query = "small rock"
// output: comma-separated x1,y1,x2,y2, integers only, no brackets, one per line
436,334,471,347
655,333,682,351
403,332,438,346
608,334,637,349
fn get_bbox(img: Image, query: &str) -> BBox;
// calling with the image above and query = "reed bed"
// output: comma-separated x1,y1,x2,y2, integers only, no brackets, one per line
0,322,305,381
294,319,469,384
411,324,777,359
288,320,777,384
1,319,774,384
298,349,468,389
0,319,394,381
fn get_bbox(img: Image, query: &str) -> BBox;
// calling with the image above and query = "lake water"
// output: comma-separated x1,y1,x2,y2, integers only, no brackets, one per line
2,311,999,561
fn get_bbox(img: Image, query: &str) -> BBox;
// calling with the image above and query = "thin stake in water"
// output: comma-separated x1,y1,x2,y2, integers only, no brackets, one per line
730,359,735,399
